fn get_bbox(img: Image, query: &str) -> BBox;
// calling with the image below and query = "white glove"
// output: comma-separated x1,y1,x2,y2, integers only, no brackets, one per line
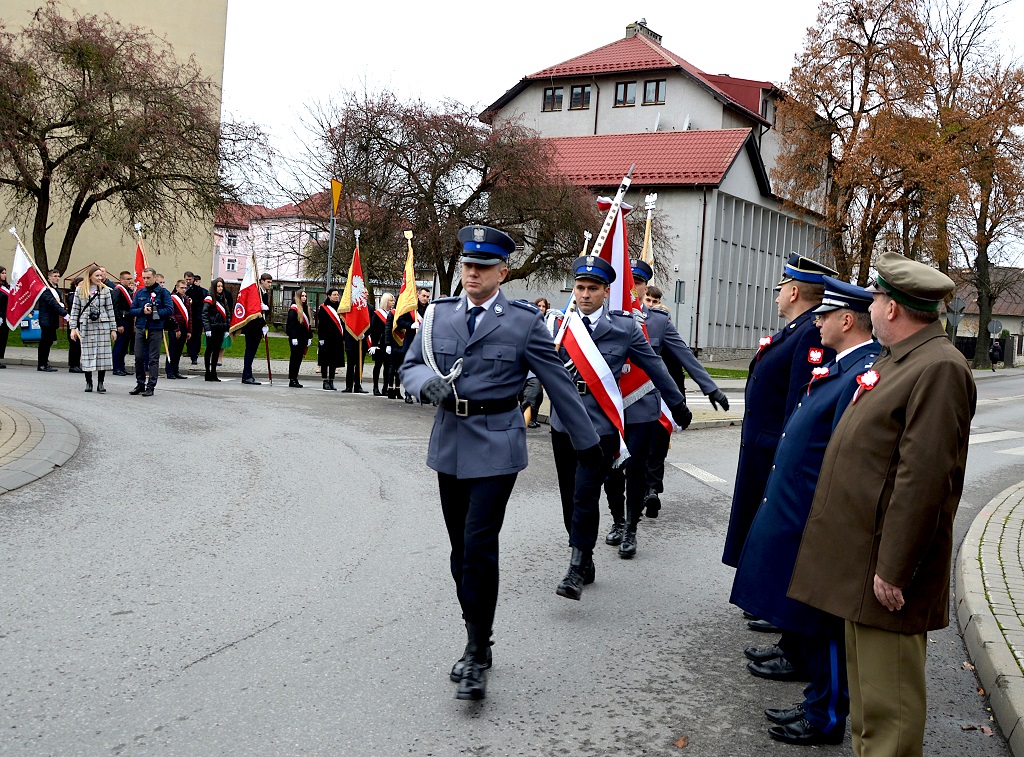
63,315,71,323
291,339,298,346
307,339,312,347
385,346,392,355
369,346,377,355
411,321,419,330
261,303,269,311
318,340,325,346
261,326,269,336
205,331,212,337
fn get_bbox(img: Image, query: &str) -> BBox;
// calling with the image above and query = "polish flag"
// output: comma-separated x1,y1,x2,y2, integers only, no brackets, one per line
5,240,47,330
133,238,147,291
229,256,263,333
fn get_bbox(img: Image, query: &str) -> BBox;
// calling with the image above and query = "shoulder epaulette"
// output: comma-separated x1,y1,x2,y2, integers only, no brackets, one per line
646,308,669,318
511,299,539,314
609,310,633,318
432,296,459,304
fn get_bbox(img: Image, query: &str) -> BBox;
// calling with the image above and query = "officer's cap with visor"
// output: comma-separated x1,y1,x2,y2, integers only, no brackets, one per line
631,260,654,283
864,251,955,312
813,277,873,314
775,252,838,291
572,255,616,285
458,225,516,267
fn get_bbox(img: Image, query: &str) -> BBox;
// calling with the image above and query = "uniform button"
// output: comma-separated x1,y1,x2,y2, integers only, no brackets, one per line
781,433,786,438
772,465,776,470
762,498,767,503
797,402,802,408
465,349,472,356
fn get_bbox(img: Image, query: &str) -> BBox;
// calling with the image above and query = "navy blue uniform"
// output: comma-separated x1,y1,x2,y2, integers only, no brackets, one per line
721,309,835,567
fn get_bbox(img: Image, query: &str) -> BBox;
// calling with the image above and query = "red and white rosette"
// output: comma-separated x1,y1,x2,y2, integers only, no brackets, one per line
756,335,772,360
852,369,880,404
807,366,830,394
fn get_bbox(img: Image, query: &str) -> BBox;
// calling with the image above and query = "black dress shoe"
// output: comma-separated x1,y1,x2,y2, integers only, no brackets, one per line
747,657,809,682
450,644,492,682
288,380,302,388
745,644,784,663
527,420,540,428
618,529,637,558
765,703,806,726
742,611,759,620
175,374,189,380
644,489,661,518
341,387,353,393
404,394,415,404
748,618,780,633
241,377,261,385
113,369,128,376
455,661,486,700
165,374,178,380
373,388,382,396
141,387,154,397
69,366,83,373
129,384,145,395
768,718,844,746
354,386,367,393
38,365,58,372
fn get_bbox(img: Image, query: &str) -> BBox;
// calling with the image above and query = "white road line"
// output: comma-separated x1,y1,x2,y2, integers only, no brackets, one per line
670,462,727,484
971,431,1024,445
999,446,1024,457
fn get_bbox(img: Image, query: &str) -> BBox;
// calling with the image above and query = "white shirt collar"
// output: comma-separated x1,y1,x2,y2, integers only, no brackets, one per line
466,291,500,312
835,339,875,363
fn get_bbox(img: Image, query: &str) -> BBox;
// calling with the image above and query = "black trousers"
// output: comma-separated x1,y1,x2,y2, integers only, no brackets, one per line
112,328,131,371
604,420,660,528
0,321,8,359
345,336,363,389
386,350,405,395
166,329,186,377
288,342,304,380
373,357,387,390
242,332,261,380
551,430,618,550
67,328,81,369
37,324,58,367
438,472,518,634
186,320,204,361
205,327,225,376
647,423,671,494
520,377,543,419
134,327,162,387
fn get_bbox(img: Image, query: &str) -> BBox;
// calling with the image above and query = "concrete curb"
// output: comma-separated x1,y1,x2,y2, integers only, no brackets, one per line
0,398,80,496
957,480,1024,754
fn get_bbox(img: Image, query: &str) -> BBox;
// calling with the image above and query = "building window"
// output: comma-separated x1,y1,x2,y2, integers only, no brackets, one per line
643,79,666,105
569,84,591,110
265,230,272,243
614,82,636,107
542,87,563,112
227,233,238,247
226,258,237,272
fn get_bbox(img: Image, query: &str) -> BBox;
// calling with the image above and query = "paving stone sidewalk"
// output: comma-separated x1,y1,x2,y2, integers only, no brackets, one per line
0,398,80,495
958,481,1024,755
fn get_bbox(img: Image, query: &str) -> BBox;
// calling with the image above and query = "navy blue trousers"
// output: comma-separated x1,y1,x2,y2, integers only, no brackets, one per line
604,420,659,528
797,617,849,734
437,472,518,634
242,332,261,380
551,430,619,550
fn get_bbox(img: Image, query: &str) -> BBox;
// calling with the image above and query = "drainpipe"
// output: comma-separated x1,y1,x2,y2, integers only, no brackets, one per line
694,187,709,351
591,77,600,135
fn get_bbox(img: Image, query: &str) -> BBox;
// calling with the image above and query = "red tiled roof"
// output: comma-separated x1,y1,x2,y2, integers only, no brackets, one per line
215,202,271,229
524,35,769,126
544,129,757,188
702,74,775,116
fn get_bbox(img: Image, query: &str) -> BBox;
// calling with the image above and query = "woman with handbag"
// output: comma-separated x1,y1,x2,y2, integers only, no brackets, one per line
68,266,116,393
285,289,312,388
202,277,230,382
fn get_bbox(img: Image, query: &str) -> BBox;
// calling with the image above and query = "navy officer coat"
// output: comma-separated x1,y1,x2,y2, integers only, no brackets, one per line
729,341,879,634
722,308,835,567
549,306,684,435
400,290,599,479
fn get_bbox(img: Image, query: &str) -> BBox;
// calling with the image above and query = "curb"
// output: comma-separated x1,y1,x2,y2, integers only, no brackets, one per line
0,398,80,495
957,480,1024,754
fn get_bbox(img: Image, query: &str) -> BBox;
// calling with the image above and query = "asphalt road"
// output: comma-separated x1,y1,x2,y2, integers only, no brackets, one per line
1,368,1023,756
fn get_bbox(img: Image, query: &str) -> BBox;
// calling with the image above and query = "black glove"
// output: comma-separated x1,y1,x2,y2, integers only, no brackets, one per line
420,377,453,405
707,389,729,411
670,402,692,431
576,444,605,470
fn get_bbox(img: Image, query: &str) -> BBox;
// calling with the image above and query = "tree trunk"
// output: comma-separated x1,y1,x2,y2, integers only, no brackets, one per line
31,180,52,272
972,177,993,370
56,208,92,276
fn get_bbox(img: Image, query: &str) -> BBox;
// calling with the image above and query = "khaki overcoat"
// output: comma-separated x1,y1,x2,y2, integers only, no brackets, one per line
788,321,976,633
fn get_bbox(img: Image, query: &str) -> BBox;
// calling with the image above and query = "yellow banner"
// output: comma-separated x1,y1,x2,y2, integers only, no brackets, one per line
331,179,343,217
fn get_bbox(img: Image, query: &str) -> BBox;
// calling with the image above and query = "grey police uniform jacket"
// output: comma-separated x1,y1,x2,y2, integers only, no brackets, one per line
400,291,600,479
643,307,719,395
551,307,685,433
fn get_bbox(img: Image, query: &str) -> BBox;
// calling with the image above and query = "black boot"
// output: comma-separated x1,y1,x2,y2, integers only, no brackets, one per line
97,371,106,393
373,382,382,396
605,521,626,546
329,381,337,390
556,547,588,600
129,383,145,395
323,380,331,390
84,372,93,392
450,622,492,682
455,623,490,701
619,528,638,559
582,551,596,585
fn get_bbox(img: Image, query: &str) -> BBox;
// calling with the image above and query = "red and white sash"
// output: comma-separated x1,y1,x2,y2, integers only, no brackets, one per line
321,303,343,333
204,295,227,320
374,308,388,323
115,283,133,305
290,303,309,329
171,294,189,326
559,311,630,466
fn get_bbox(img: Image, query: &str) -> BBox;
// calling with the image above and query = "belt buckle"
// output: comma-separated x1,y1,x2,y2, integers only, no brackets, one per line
576,380,588,396
455,398,469,417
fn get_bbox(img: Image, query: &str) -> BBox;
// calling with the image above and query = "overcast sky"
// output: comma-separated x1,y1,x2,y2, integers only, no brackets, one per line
222,0,1023,155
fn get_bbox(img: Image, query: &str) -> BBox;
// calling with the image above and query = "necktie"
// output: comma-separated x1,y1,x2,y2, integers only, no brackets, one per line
581,315,593,335
467,306,484,336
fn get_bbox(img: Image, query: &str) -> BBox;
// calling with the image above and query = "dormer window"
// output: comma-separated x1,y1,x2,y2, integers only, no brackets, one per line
542,87,563,112
643,79,666,105
614,81,636,107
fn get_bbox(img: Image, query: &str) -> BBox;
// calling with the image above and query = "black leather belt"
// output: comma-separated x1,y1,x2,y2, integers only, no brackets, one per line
576,380,589,396
442,396,518,417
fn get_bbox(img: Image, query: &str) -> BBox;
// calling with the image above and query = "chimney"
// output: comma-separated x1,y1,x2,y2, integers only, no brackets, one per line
625,19,662,44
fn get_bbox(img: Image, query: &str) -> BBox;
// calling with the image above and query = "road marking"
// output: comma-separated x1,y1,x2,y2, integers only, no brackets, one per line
971,431,1024,445
670,462,727,484
999,446,1024,457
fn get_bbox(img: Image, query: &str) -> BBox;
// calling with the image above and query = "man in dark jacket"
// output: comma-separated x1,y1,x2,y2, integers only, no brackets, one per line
128,267,174,396
241,273,273,385
0,265,9,368
36,270,67,372
110,270,135,375
165,279,192,380
184,272,207,365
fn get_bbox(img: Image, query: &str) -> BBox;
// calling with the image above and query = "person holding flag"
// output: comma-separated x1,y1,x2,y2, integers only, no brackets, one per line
549,255,689,600
317,288,345,390
339,235,371,393
231,261,273,386
5,230,51,367
399,225,602,702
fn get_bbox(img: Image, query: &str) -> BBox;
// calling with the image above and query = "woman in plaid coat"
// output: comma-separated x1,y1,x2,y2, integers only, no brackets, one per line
69,265,116,393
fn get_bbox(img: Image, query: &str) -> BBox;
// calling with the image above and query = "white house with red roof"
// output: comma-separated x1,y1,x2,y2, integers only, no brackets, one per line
482,20,823,354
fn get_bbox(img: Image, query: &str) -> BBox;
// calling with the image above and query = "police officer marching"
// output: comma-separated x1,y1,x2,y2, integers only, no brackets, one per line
550,255,689,598
400,225,601,702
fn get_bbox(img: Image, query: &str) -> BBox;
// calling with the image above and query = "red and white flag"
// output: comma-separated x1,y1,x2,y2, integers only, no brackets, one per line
133,238,148,292
560,310,630,466
5,240,47,330
339,243,370,340
229,256,263,333
595,197,676,434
